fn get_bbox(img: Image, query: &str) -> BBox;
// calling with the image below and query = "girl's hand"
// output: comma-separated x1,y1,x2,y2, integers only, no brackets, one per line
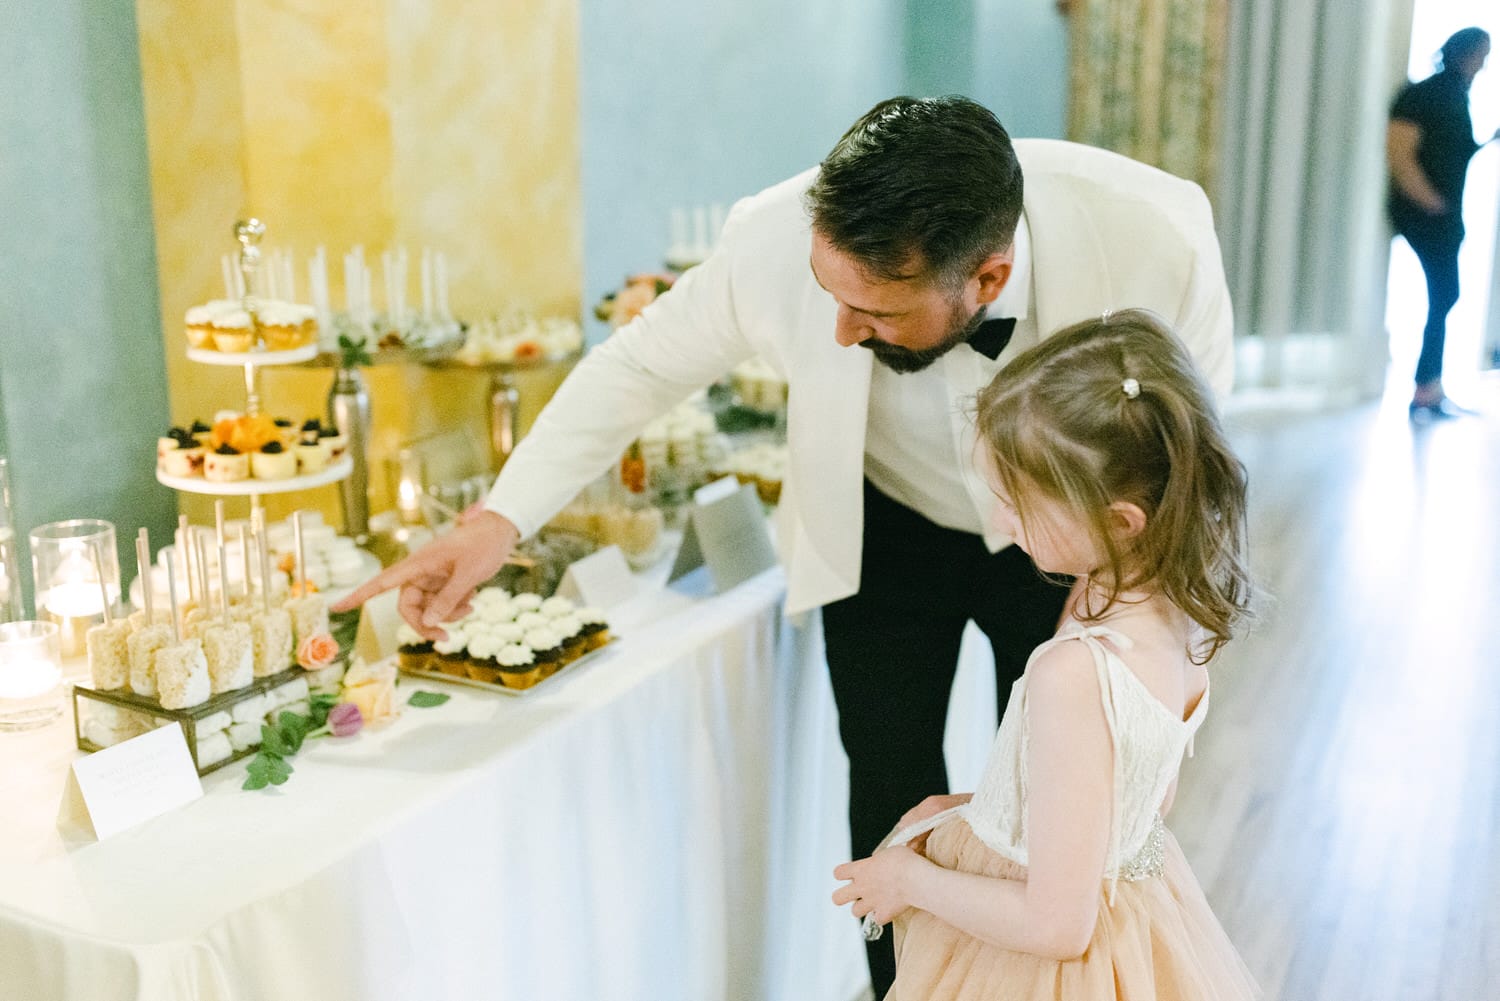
895,792,972,830
832,845,930,925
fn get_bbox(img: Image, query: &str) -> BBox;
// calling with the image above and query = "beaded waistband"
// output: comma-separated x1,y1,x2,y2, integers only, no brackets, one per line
1116,815,1167,882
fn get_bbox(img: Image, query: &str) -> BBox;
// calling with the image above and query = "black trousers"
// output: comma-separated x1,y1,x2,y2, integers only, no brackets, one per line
1399,224,1463,387
822,481,1070,996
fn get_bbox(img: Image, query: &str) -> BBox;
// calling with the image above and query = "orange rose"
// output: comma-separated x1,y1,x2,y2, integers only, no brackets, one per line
296,632,339,670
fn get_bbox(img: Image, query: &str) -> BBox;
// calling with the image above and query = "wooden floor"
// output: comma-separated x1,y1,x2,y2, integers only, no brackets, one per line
1173,377,1500,1001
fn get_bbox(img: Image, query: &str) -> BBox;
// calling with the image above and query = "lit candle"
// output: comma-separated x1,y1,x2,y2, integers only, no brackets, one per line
0,657,62,700
0,620,64,729
421,248,433,321
44,580,104,617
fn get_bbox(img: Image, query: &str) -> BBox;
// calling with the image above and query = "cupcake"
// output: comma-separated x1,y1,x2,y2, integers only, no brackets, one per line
515,611,549,632
472,587,514,622
491,622,526,646
540,596,576,619
464,633,503,684
184,305,218,349
495,643,542,690
395,625,434,672
552,614,587,662
204,444,250,482
511,592,543,613
577,607,611,650
251,440,297,480
190,419,213,447
258,301,316,351
210,309,255,352
523,626,563,678
433,628,469,677
299,418,323,446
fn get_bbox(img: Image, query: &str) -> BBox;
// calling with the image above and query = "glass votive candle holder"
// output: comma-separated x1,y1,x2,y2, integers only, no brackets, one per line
0,621,64,730
29,519,119,659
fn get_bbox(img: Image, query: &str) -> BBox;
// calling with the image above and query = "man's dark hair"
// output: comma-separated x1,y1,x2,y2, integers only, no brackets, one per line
1439,27,1489,73
805,95,1023,290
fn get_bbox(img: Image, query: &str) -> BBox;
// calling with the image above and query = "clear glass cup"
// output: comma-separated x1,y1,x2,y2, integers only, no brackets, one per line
0,620,64,730
29,519,119,659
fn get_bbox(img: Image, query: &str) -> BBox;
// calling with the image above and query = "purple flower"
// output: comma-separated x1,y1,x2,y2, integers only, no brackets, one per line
327,701,364,737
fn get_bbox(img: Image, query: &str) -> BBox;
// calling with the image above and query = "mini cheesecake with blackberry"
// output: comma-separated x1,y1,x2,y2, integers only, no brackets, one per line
251,440,297,480
204,443,250,482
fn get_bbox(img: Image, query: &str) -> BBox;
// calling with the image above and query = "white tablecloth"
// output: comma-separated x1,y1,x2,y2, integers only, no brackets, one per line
0,567,1001,1001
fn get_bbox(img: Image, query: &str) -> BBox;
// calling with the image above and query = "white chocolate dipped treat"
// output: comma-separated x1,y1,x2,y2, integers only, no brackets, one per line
127,624,172,697
196,732,233,767
285,594,329,646
250,608,294,677
198,710,232,735
155,639,211,710
86,621,132,690
227,721,262,752
202,621,253,694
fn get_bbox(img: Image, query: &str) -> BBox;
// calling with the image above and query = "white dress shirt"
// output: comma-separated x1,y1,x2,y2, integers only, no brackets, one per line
863,214,1034,551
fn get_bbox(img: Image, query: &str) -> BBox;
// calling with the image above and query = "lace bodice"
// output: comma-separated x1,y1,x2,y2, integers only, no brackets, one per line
885,624,1208,901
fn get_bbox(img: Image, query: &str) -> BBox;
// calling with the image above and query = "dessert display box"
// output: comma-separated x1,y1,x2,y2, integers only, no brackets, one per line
73,666,308,776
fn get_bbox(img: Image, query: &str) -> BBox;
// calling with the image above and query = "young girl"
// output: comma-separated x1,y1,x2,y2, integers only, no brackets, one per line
833,309,1259,999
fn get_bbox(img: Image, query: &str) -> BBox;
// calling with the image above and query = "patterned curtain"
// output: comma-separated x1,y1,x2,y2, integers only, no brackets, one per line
1066,0,1229,193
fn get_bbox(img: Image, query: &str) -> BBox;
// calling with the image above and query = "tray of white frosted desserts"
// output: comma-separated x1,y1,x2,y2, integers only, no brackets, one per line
393,588,614,696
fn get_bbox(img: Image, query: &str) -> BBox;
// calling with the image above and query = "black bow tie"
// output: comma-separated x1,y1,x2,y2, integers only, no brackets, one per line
966,316,1016,361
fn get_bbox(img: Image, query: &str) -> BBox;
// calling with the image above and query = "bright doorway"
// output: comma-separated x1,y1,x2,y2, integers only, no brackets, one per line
1384,6,1500,402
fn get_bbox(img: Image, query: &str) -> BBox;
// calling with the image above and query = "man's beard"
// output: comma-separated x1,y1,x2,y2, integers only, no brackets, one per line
861,302,986,373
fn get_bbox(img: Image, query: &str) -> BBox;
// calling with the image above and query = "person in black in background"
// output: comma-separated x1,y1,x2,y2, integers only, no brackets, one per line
1387,26,1498,420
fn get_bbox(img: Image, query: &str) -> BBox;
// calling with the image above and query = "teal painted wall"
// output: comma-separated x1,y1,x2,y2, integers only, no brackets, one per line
0,0,175,612
579,0,1070,341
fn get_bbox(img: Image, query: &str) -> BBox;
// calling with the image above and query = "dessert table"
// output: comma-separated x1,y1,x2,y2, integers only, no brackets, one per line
0,565,1001,1001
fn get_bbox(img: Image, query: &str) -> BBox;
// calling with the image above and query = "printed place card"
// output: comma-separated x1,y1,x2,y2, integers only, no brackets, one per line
670,481,777,594
556,544,640,609
58,723,204,841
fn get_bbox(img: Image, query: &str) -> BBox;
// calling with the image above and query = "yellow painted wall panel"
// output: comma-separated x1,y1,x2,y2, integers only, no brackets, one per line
137,0,582,534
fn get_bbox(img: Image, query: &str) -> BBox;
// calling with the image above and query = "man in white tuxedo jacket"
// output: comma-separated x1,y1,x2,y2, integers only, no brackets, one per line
340,96,1231,994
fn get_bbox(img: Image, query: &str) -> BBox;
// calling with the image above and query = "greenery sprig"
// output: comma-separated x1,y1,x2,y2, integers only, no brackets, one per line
241,689,452,791
337,333,374,369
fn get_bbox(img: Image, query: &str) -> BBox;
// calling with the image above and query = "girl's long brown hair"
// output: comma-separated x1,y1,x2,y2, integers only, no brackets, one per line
975,309,1251,663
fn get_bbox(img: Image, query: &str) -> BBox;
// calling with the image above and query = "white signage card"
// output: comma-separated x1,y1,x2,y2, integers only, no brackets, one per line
556,544,641,610
59,723,204,841
693,475,742,506
669,482,777,594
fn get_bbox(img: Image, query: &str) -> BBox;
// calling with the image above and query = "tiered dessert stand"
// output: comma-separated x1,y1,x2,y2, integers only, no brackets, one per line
156,220,353,512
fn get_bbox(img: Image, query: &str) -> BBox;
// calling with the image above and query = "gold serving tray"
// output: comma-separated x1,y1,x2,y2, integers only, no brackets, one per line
397,636,618,697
